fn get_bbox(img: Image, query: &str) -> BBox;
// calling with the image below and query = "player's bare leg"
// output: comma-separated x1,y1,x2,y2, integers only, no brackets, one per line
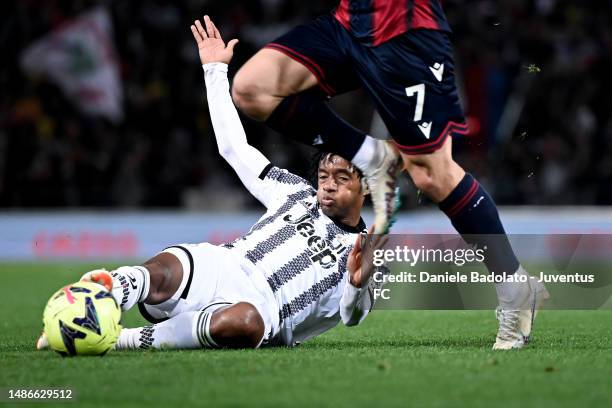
232,48,318,120
401,137,548,349
78,252,184,312
400,136,464,202
106,252,264,349
115,302,265,350
233,49,401,234
204,303,265,349
40,250,266,350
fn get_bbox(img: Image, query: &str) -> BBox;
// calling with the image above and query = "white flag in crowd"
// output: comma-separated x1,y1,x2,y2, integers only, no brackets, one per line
21,7,123,122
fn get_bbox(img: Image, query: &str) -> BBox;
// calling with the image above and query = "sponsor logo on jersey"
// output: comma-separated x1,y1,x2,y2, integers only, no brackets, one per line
283,212,338,269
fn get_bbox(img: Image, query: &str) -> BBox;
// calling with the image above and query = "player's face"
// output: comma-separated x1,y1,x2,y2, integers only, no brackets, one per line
316,155,365,222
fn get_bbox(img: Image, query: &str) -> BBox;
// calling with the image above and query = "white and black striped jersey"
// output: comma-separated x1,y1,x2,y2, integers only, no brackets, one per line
204,62,381,347
223,165,368,346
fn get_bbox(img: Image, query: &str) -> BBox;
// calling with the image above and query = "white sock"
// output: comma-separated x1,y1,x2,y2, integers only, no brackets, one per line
110,266,150,311
351,136,384,172
115,311,219,350
495,266,531,309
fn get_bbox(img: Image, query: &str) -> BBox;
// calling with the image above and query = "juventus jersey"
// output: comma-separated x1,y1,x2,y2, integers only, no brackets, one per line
203,62,383,347
224,165,367,345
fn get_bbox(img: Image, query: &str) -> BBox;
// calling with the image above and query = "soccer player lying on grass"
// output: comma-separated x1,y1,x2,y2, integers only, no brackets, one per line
37,17,387,350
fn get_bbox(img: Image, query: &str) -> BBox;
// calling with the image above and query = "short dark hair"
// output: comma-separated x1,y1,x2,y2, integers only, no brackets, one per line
308,151,363,187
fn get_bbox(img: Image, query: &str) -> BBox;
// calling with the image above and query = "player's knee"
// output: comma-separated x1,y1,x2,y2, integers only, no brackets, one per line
410,169,437,196
239,303,265,347
406,154,464,202
210,302,265,349
142,252,183,305
411,169,460,203
232,74,267,119
230,75,253,107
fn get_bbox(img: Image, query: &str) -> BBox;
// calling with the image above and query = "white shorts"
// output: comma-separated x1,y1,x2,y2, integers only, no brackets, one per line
138,243,280,344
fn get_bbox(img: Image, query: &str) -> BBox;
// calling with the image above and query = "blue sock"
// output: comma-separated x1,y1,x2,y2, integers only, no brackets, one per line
439,173,519,276
265,90,366,160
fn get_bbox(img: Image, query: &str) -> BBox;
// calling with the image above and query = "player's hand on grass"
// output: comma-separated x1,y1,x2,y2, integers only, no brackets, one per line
347,225,388,288
191,15,238,65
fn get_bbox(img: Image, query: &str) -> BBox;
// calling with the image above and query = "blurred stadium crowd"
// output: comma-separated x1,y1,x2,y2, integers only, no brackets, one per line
2,0,612,209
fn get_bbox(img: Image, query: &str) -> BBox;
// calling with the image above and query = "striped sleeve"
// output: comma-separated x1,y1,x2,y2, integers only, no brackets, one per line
340,265,389,326
256,165,315,206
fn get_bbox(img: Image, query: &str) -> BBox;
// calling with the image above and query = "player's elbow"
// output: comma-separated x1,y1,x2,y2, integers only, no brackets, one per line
217,143,233,160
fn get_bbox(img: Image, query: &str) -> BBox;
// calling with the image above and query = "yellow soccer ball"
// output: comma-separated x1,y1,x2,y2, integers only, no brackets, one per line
42,281,122,356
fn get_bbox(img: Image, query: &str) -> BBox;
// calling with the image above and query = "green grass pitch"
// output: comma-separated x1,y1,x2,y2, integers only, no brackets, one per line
1,263,611,407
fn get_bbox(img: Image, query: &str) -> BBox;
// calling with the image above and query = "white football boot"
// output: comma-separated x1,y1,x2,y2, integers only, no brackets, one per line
36,332,49,350
493,275,550,350
364,141,403,234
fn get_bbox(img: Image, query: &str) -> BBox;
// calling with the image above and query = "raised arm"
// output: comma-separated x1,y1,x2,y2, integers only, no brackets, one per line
190,16,272,203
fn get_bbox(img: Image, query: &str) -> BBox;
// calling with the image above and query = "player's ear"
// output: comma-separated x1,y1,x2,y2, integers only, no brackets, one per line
360,177,370,195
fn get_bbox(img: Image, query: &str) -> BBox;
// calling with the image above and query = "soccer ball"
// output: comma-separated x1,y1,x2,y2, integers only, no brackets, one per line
42,281,122,356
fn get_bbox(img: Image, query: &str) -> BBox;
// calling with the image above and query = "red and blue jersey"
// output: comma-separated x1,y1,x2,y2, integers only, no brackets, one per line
334,0,451,46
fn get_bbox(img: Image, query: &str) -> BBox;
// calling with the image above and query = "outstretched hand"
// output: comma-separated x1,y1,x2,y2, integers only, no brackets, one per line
190,15,238,65
347,225,389,288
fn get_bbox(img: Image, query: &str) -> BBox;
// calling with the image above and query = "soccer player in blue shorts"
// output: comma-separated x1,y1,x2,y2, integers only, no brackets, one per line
230,3,548,349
